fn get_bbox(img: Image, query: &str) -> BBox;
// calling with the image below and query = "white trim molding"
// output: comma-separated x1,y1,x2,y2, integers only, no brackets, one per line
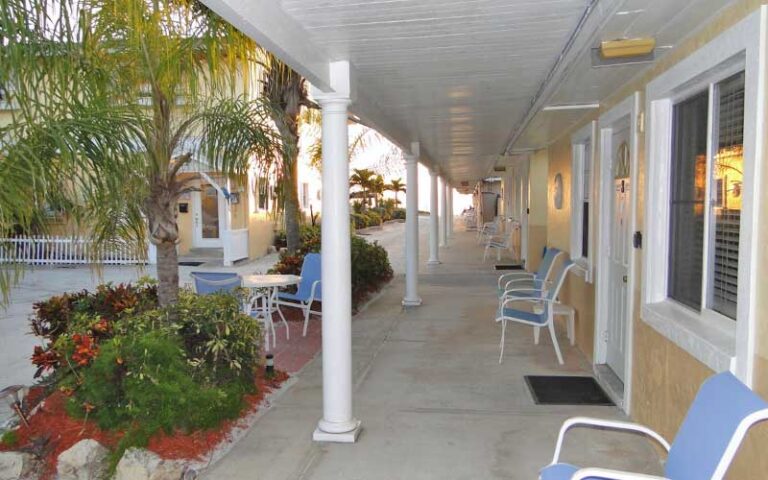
570,120,598,283
643,8,766,383
594,92,641,414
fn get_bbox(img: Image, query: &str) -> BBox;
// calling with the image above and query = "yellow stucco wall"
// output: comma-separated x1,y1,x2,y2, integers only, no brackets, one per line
527,150,549,271
247,213,273,260
545,137,597,362
535,1,768,476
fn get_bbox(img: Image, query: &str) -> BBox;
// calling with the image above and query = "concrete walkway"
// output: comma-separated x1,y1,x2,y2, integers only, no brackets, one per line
201,225,662,479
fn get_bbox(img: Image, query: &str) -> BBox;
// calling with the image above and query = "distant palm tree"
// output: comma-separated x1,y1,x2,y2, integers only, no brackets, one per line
349,168,376,209
386,178,406,205
371,175,385,208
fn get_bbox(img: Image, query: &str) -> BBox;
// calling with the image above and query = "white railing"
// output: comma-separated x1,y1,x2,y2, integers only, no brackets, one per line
222,228,249,266
0,236,147,265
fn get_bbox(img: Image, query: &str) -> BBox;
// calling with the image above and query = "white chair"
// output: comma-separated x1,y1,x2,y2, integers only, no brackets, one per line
483,220,519,263
496,259,576,364
477,216,501,244
497,247,563,297
540,372,768,480
483,234,514,262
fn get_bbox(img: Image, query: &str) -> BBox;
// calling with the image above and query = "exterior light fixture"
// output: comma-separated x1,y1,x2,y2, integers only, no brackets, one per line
265,354,275,378
542,103,600,112
600,38,656,59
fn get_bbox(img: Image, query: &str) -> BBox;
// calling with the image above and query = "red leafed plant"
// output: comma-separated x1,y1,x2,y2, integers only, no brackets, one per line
71,334,99,367
31,346,60,378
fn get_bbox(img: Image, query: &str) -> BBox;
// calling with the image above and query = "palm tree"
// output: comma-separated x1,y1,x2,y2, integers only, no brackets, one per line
371,174,385,208
349,168,376,209
260,53,314,254
386,178,406,205
0,0,277,306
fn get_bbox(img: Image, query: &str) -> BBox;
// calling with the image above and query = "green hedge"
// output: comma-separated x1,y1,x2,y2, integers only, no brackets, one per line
270,226,393,309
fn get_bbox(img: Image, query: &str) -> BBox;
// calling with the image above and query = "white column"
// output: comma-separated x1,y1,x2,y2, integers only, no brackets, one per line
447,184,454,237
311,62,361,443
427,169,440,265
403,143,422,307
440,177,448,247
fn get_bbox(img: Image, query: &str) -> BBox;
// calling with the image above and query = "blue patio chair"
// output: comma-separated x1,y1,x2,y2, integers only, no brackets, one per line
540,372,768,480
274,253,322,336
190,271,242,295
496,247,563,298
496,258,575,364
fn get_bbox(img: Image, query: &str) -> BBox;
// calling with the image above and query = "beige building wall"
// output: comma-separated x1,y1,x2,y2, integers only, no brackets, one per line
545,138,597,362
527,149,548,271
536,1,768,476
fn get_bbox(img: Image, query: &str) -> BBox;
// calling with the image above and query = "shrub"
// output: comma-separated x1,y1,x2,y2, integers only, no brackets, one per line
1,430,19,448
350,236,393,305
365,211,382,226
29,286,262,462
30,279,158,378
270,226,393,309
350,213,369,230
392,208,406,220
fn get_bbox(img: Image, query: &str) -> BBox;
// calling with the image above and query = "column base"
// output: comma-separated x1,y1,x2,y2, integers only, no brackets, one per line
426,259,441,265
402,296,422,307
313,419,362,443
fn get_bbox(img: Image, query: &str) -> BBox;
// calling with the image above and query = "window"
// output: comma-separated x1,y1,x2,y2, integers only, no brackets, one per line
643,9,760,380
257,176,269,210
667,73,744,320
570,121,596,282
301,182,310,210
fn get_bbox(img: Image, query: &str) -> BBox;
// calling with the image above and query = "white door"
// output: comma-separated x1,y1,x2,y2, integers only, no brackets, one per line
193,182,224,248
605,125,632,382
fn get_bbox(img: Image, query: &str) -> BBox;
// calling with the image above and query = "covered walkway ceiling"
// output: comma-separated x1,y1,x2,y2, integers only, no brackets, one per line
202,0,733,184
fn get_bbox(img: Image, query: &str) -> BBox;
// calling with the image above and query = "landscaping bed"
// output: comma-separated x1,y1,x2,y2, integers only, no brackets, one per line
0,280,289,479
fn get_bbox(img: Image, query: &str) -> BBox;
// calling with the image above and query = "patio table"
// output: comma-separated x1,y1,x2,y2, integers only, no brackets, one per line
242,274,300,350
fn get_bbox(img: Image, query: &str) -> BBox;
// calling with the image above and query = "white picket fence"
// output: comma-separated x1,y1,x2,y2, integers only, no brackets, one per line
0,236,147,265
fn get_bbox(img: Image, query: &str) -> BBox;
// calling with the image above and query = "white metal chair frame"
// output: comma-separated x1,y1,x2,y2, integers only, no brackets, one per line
476,216,501,244
547,416,672,480
274,280,322,337
483,220,520,263
543,375,768,480
496,261,576,364
497,250,564,296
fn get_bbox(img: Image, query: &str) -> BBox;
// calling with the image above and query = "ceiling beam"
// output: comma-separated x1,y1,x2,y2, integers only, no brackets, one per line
501,0,623,155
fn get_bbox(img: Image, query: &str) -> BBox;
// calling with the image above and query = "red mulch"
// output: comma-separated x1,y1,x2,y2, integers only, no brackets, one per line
146,370,289,460
0,370,289,479
0,391,124,479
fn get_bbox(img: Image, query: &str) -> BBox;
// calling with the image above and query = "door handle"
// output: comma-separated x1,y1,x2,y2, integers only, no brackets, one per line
622,275,628,283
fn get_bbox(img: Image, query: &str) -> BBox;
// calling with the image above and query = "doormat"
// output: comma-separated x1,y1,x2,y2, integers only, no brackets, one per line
178,261,205,266
494,264,524,270
524,375,614,406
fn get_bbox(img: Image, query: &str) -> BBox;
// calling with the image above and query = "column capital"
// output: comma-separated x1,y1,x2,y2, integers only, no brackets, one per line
315,94,351,111
403,153,418,166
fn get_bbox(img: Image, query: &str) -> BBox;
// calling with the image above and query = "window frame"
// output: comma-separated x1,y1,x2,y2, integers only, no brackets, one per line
643,9,764,383
570,121,597,283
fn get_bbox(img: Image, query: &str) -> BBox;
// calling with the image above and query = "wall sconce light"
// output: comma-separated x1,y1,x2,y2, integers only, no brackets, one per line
600,38,656,58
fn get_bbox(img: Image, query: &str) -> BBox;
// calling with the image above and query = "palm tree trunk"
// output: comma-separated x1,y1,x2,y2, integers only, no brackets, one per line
283,157,301,254
156,241,179,306
146,181,180,307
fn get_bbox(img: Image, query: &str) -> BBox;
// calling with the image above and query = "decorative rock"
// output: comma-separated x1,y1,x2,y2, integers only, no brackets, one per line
115,449,188,480
57,439,109,480
0,451,38,480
